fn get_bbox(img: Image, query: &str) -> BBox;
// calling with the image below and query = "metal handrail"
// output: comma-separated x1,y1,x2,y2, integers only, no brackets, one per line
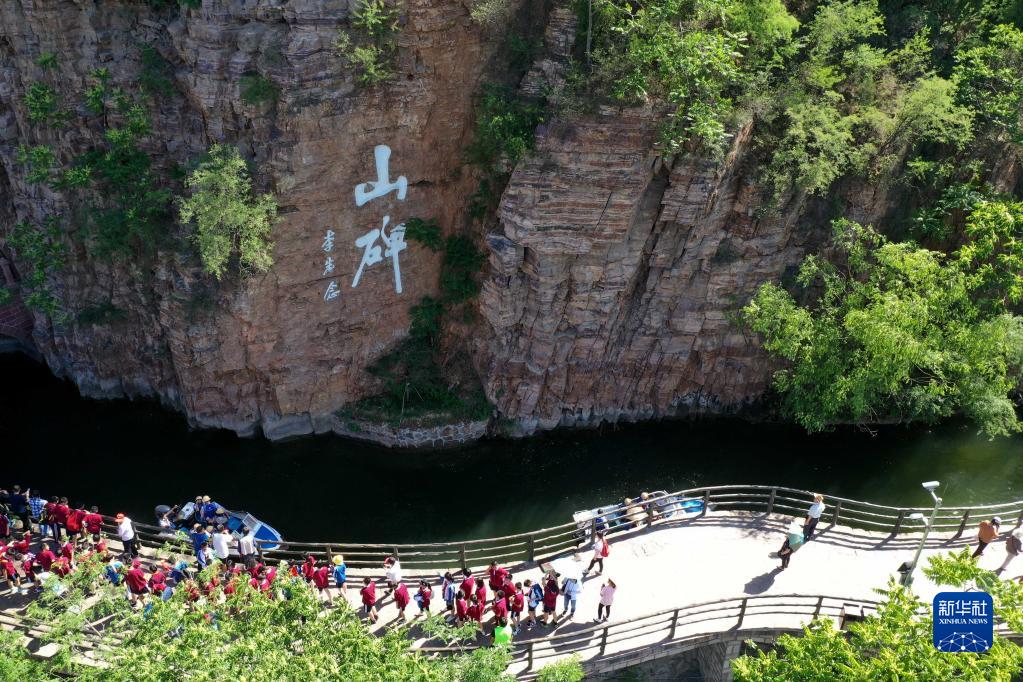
96,484,1023,570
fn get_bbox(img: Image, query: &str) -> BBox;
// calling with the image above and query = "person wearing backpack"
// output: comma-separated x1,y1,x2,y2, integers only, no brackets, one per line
998,528,1023,574
441,572,458,618
524,578,543,630
582,531,610,578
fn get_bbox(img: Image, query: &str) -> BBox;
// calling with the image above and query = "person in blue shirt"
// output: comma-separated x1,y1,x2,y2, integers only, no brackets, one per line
189,524,210,560
332,555,347,597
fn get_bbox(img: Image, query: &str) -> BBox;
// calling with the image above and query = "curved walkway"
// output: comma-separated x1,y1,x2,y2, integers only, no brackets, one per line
5,485,1021,677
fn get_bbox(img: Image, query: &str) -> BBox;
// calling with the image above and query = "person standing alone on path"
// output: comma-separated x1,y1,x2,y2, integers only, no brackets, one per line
597,578,616,622
583,531,610,577
803,494,826,540
973,517,1002,557
360,577,378,623
998,527,1023,574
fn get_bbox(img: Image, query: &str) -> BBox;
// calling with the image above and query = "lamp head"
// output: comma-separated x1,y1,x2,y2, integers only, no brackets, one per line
922,481,940,493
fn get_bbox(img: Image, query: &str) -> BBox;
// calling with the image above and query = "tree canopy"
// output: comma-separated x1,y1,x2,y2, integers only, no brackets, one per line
177,144,278,279
742,208,1023,437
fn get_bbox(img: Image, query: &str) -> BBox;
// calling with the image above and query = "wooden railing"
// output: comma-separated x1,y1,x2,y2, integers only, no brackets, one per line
418,594,880,671
97,485,1023,570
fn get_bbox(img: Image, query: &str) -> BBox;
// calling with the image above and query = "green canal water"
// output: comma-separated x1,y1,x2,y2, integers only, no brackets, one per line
2,353,1021,543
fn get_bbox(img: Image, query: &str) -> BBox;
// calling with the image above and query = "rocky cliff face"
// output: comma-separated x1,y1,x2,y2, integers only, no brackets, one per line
2,1,1014,443
0,0,527,439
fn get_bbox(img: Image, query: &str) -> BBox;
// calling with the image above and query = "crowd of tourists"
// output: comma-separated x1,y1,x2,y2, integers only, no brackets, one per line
12,481,1020,651
0,484,619,647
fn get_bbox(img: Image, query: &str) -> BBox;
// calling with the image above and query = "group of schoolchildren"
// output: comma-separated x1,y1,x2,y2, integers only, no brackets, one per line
1,483,622,647
350,531,618,643
0,485,110,595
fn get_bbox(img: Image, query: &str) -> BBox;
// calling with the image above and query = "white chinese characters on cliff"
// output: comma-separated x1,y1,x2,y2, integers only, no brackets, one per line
322,144,409,302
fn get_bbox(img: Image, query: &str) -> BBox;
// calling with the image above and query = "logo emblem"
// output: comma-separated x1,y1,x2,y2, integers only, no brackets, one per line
933,591,993,652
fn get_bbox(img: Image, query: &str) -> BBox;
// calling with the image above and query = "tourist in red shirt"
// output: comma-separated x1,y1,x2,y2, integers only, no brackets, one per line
84,507,103,541
148,568,167,594
542,576,559,626
490,590,508,628
474,577,487,606
37,547,56,572
65,504,86,542
467,594,483,625
125,559,148,605
487,561,507,592
455,594,469,624
12,532,30,555
394,581,410,622
1,554,20,593
23,556,40,590
360,577,378,623
501,574,516,604
460,568,474,599
43,498,58,542
60,541,74,566
313,565,333,607
0,511,9,540
52,556,71,577
302,555,316,582
416,580,432,616
53,498,70,540
509,582,525,633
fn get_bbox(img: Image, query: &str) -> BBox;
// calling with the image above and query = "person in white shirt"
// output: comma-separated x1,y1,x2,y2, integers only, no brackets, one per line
212,526,232,562
803,494,826,540
237,526,256,570
383,556,402,596
115,513,137,559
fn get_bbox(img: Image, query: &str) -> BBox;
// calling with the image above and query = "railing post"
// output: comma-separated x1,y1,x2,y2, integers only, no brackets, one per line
527,534,535,562
392,546,399,560
459,545,467,568
669,608,680,638
765,487,777,515
955,510,971,539
590,516,597,544
813,596,824,619
1016,509,1023,529
527,642,534,669
700,490,709,518
736,597,747,629
257,540,264,562
830,500,842,528
646,499,656,526
892,509,906,535
326,545,333,563
599,626,609,655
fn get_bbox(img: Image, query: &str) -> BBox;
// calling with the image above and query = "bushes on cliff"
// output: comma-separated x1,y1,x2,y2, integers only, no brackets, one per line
742,206,1023,438
334,0,401,86
579,0,1020,198
5,218,66,316
177,144,278,279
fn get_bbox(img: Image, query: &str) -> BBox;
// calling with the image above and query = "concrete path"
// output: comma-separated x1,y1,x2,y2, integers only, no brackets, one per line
3,509,1014,675
338,509,1013,670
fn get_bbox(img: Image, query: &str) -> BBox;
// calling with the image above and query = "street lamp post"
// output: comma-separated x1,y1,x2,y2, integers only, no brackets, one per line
900,480,942,588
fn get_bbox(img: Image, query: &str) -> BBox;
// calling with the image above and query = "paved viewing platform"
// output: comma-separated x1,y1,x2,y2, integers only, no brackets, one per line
3,485,1020,679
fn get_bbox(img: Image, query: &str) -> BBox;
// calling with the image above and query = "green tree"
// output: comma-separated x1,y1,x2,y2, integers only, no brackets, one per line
6,218,66,316
733,576,1023,680
953,24,1023,148
177,144,278,279
742,218,1023,437
17,549,514,681
956,198,1023,309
